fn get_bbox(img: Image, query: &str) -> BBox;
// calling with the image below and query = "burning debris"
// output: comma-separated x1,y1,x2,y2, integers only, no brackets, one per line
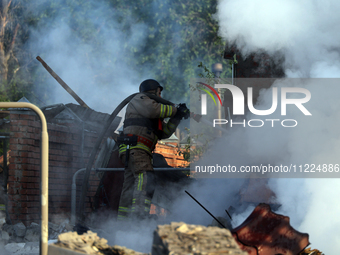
152,222,246,255
48,204,324,255
50,231,148,255
232,203,309,255
182,190,322,255
45,222,247,255
0,202,324,254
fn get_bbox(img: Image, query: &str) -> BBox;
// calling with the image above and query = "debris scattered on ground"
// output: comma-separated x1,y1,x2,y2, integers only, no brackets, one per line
51,231,149,255
4,242,39,255
0,219,72,245
232,203,310,255
299,247,324,255
0,218,72,254
152,222,247,255
0,211,324,255
13,222,26,238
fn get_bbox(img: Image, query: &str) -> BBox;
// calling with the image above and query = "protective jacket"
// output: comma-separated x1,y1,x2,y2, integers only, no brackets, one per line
119,93,179,156
117,92,180,221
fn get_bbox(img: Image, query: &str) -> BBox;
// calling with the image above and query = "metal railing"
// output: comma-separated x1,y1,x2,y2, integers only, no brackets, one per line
71,167,190,225
0,103,49,255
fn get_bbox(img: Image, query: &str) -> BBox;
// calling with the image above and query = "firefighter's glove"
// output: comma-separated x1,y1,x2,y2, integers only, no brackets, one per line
175,103,190,120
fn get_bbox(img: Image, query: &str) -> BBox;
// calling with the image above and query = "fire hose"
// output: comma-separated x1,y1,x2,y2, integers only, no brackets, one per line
77,93,137,221
76,92,201,221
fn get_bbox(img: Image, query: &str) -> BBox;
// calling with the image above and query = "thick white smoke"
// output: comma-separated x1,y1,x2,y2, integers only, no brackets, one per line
24,1,230,253
27,1,149,113
216,0,340,253
217,0,340,78
22,0,340,253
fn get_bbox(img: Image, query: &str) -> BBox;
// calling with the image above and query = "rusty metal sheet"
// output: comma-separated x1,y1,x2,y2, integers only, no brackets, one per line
232,203,309,255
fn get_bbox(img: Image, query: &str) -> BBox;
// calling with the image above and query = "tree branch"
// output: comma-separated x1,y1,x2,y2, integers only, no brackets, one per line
2,0,9,17
5,22,19,61
0,17,8,34
7,0,12,9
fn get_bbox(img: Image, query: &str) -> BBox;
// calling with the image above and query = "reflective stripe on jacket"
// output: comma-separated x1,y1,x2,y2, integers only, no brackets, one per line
120,93,180,156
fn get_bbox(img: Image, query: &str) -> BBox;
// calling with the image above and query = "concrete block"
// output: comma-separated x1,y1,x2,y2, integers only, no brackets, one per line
152,222,247,255
14,222,26,237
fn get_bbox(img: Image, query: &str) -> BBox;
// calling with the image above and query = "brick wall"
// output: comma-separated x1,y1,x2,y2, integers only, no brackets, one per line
8,110,100,226
7,109,187,226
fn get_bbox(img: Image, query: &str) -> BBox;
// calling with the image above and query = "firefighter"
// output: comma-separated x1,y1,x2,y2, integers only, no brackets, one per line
117,79,189,222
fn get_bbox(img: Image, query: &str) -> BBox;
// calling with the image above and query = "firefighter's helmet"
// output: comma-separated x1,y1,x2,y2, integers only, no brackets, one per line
139,79,163,93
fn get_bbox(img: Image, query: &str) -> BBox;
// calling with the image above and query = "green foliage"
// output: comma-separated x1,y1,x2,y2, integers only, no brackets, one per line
104,0,226,102
177,127,210,164
0,83,9,103
198,62,216,79
0,0,228,106
180,60,232,164
0,136,9,160
0,0,235,171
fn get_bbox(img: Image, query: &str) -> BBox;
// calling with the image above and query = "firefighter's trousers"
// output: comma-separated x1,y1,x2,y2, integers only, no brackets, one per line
117,149,155,221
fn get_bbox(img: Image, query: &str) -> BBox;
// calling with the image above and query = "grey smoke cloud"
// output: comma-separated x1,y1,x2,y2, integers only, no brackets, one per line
26,0,195,113
216,0,340,78
24,1,228,252
215,0,340,253
27,1,148,113
22,0,340,253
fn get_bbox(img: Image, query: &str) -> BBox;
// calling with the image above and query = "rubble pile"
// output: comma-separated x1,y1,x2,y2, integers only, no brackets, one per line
0,218,324,254
50,222,247,255
1,220,71,244
0,219,72,254
152,222,247,255
50,231,148,255
299,248,323,255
